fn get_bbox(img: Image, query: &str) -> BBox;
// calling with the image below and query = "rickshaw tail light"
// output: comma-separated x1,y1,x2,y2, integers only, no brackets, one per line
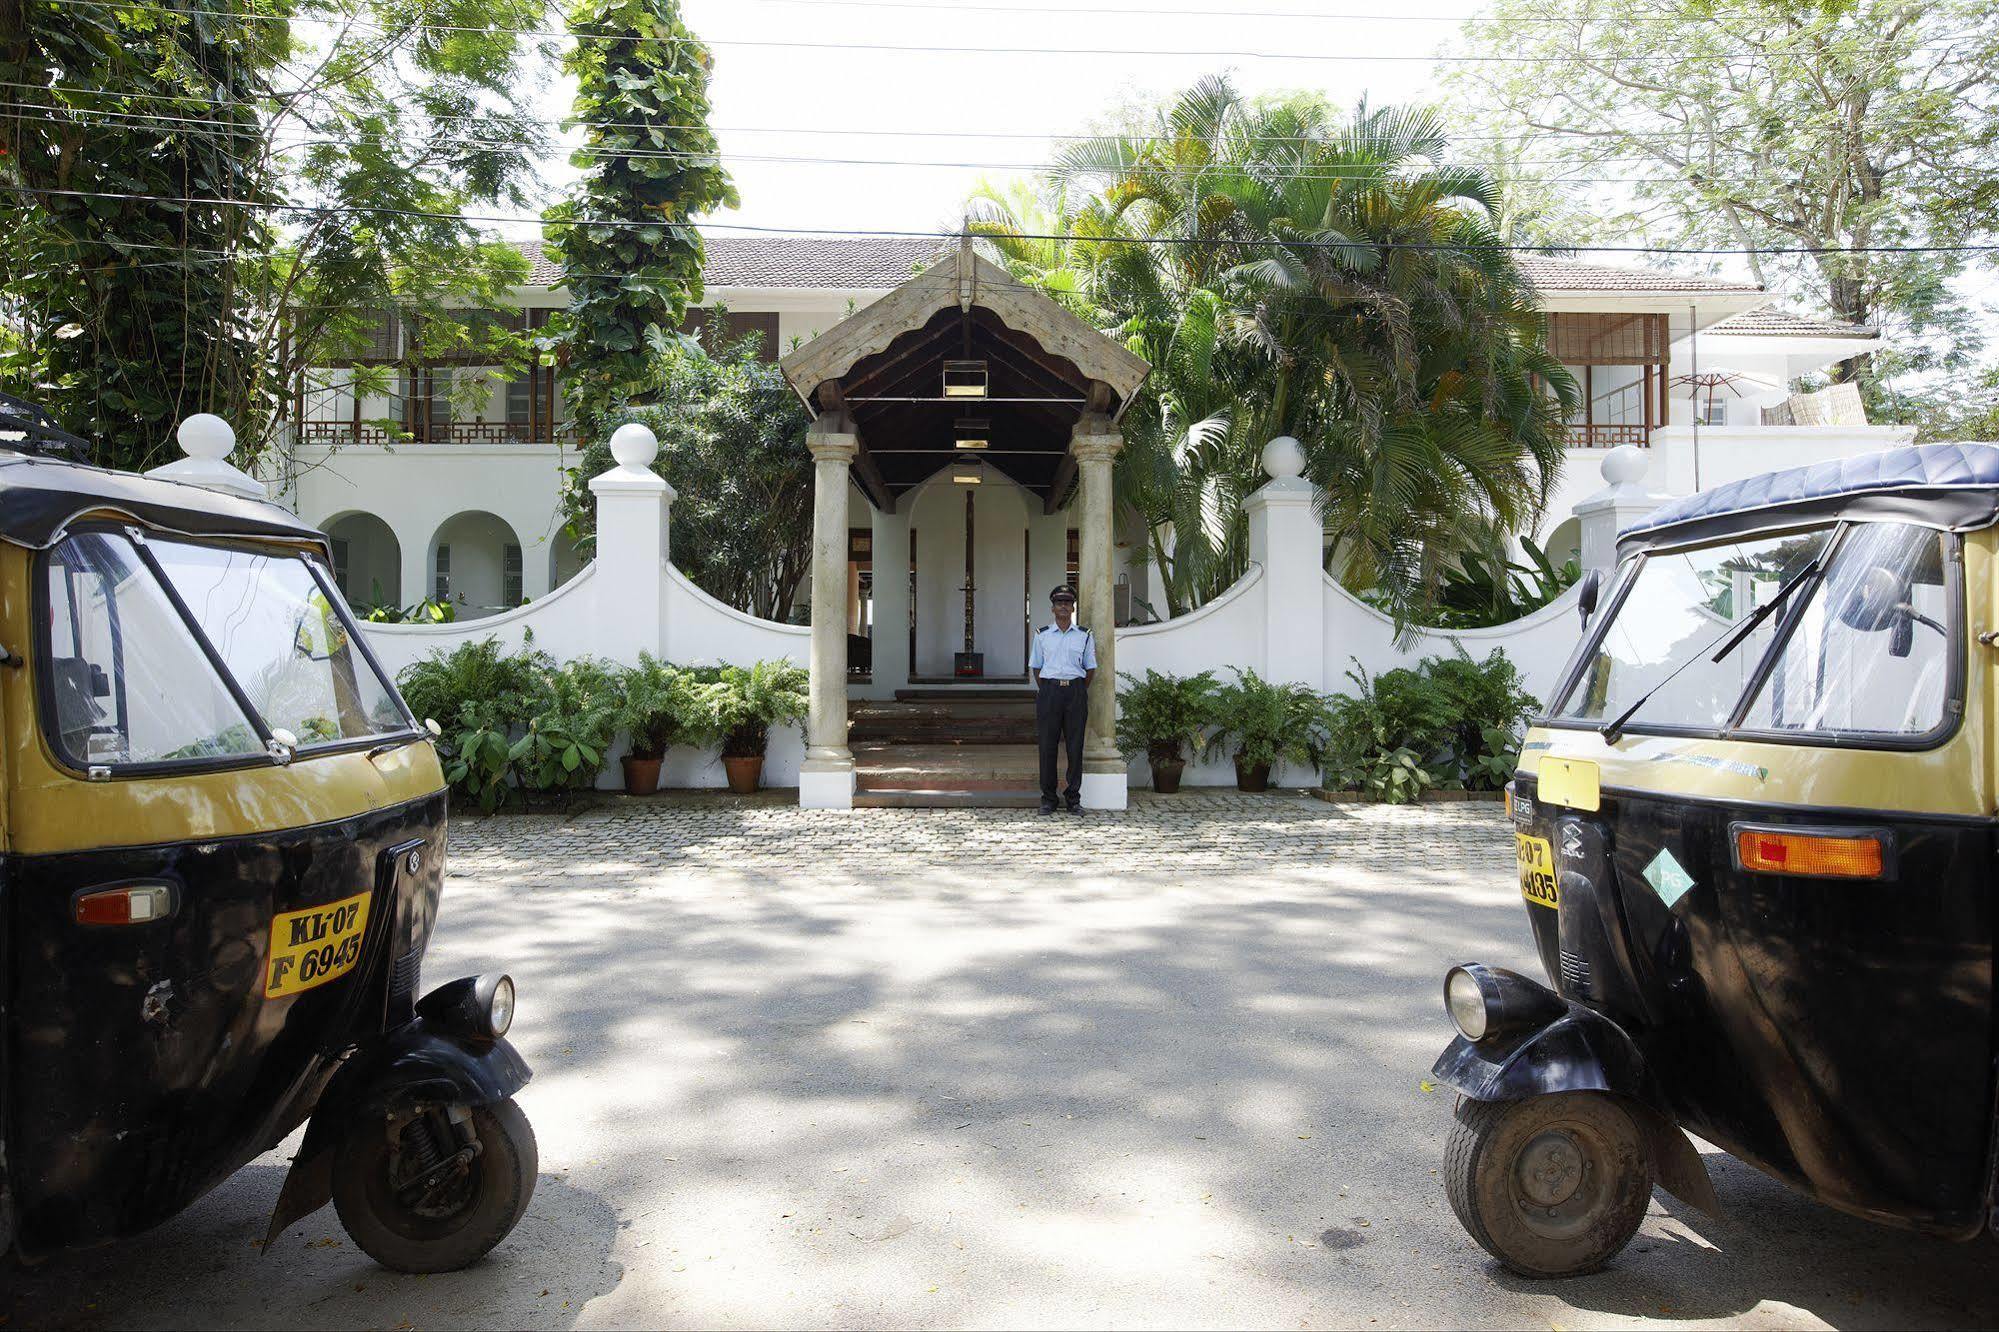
74,883,174,926
1736,829,1884,879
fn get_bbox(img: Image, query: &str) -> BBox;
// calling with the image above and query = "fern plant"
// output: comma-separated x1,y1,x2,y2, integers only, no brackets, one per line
616,653,721,759
1115,669,1220,765
708,660,809,758
1205,667,1335,772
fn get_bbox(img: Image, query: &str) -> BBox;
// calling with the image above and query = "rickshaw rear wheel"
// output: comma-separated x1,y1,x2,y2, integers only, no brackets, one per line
1444,1092,1652,1279
332,1096,538,1273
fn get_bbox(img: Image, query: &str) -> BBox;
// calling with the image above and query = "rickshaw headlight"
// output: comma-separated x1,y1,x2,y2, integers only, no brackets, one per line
1445,966,1489,1041
487,974,516,1038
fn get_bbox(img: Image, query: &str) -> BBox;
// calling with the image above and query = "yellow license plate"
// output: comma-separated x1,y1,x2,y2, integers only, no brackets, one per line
265,890,372,998
1517,834,1559,909
1538,756,1600,812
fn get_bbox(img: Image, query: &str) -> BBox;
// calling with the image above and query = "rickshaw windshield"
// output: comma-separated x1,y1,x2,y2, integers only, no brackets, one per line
1552,520,1961,742
39,529,412,771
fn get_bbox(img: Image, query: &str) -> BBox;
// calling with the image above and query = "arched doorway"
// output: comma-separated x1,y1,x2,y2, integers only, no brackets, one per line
429,510,524,620
322,511,401,611
907,467,1033,679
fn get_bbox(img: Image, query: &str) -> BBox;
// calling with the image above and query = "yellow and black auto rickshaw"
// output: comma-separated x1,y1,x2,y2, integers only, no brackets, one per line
1435,443,1999,1277
0,400,534,1272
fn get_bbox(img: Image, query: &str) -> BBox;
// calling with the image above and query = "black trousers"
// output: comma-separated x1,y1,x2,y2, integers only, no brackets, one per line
1035,676,1088,806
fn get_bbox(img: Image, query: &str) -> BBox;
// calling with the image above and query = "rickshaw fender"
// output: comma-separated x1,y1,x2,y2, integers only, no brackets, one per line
262,1022,532,1248
1433,1006,1719,1216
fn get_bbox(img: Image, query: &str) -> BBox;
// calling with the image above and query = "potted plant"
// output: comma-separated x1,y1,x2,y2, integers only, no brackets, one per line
1114,669,1218,793
708,659,809,794
1207,667,1333,792
614,654,718,796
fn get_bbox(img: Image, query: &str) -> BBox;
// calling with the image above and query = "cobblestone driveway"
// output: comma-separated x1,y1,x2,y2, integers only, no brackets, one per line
9,796,1993,1329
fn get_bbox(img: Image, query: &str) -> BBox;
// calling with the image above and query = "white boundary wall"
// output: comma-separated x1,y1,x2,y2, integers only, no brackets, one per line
355,430,810,789
157,421,1665,797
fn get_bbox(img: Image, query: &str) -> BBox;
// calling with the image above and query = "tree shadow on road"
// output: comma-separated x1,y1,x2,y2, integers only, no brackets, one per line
3,1164,624,1331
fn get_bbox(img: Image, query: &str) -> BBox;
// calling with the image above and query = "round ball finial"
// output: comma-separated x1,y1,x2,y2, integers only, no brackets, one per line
177,413,235,461
1261,435,1306,480
1600,444,1647,486
609,421,659,469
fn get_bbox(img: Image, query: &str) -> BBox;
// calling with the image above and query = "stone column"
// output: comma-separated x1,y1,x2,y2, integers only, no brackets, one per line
587,422,672,660
1071,415,1127,811
800,417,859,810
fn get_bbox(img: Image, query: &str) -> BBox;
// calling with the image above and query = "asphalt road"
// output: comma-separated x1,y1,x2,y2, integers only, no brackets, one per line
5,796,1993,1329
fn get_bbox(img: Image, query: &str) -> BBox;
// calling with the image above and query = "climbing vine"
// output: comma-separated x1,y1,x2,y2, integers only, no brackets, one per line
545,0,737,449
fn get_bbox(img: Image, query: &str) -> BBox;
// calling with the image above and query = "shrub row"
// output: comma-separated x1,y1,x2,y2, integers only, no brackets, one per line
397,638,807,809
1115,649,1537,803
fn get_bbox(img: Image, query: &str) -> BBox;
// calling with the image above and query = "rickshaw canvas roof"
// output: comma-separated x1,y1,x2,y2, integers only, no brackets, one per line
0,451,326,552
1619,443,1999,557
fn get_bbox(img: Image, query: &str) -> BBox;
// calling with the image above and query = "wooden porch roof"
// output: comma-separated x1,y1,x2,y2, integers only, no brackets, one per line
779,243,1149,507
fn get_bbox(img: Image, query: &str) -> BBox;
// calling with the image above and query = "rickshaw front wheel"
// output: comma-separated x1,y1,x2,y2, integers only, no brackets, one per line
1444,1091,1653,1279
332,1096,538,1273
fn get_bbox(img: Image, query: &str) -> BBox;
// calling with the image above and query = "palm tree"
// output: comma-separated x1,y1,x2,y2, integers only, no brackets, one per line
972,76,1578,622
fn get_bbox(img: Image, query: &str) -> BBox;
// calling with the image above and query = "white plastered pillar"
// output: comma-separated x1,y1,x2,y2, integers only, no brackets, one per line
1072,415,1127,810
587,422,672,660
1575,445,1666,574
1243,436,1326,689
800,417,859,809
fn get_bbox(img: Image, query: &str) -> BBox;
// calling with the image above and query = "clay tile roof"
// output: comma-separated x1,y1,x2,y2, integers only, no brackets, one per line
516,236,948,290
1515,254,1763,294
1707,304,1879,338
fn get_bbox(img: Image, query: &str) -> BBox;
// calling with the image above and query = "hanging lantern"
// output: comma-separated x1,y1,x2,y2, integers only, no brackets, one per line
942,359,989,398
953,417,990,450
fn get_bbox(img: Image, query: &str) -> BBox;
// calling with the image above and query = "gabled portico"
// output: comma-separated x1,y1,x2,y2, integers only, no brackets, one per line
779,241,1150,810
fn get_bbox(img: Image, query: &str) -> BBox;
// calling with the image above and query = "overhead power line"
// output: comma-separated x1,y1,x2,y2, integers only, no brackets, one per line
4,182,1993,259
58,0,1984,64
0,107,1773,184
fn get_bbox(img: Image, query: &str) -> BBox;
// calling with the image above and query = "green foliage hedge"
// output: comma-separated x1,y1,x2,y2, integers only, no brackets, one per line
1110,649,1539,802
397,638,805,807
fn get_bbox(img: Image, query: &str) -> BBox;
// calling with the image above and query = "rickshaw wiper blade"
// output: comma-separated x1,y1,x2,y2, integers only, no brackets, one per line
1601,555,1823,745
1706,555,1824,667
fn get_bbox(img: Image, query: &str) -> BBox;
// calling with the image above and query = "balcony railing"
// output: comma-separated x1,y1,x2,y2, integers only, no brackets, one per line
300,419,579,447
1563,423,1649,449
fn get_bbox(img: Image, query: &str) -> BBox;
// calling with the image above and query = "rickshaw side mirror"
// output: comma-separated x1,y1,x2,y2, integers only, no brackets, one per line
88,663,111,698
1891,610,1914,658
1578,569,1602,628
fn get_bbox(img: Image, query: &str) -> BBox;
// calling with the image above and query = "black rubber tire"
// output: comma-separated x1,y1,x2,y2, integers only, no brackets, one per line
333,1097,538,1274
1444,1092,1653,1279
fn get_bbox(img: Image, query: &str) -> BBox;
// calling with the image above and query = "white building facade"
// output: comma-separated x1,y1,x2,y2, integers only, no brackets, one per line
276,238,1907,697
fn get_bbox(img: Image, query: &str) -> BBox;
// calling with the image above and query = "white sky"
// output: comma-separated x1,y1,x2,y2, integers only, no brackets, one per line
524,0,1486,235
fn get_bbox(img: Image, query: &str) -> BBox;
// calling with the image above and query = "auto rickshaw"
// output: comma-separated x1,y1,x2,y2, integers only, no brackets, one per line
1434,442,1999,1278
0,399,534,1272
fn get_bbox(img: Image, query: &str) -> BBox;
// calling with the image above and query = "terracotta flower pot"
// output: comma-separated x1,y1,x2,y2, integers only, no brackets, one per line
1150,758,1186,794
722,755,763,794
1234,757,1272,792
621,753,663,796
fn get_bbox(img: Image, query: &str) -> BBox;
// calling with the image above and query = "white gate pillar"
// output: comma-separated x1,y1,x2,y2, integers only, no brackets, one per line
800,416,859,809
1244,436,1326,689
1575,445,1665,574
587,422,673,661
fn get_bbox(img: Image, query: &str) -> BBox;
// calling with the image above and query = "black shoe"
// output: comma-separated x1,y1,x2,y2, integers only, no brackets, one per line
1039,803,1057,815
1065,802,1083,815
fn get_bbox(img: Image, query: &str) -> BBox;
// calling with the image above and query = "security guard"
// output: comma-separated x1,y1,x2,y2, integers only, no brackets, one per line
1028,584,1096,814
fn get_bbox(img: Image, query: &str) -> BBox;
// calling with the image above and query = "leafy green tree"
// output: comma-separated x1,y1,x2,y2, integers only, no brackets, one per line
0,0,554,471
562,326,816,621
1450,0,1999,400
973,77,1576,622
0,0,280,468
546,0,736,444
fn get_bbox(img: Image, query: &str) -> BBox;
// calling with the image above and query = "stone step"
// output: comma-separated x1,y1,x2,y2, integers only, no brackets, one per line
894,688,1036,703
852,789,1046,809
853,743,1039,787
849,699,1037,746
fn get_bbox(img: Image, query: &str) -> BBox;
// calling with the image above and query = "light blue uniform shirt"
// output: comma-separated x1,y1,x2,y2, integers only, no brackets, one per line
1029,622,1097,680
